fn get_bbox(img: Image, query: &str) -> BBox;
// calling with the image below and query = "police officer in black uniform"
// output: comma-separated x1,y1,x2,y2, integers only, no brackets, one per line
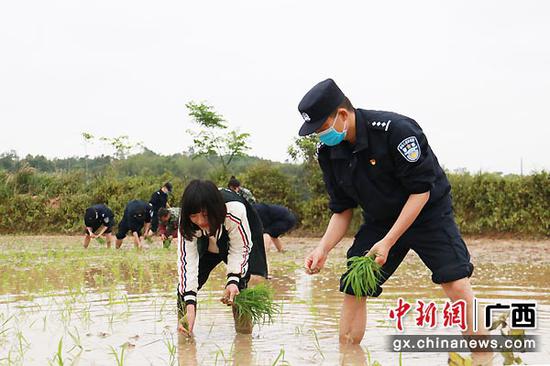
83,204,115,248
115,200,154,249
149,182,172,233
253,203,297,252
299,79,489,362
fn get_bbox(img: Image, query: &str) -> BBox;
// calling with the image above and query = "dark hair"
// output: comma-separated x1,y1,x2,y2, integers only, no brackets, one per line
227,176,240,189
179,180,226,240
331,96,354,117
84,207,97,226
158,207,170,218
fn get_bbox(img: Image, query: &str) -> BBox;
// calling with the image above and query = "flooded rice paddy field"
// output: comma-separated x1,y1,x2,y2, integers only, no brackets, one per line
0,235,549,365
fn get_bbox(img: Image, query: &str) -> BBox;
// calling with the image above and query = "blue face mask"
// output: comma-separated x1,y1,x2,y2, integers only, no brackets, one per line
318,113,347,146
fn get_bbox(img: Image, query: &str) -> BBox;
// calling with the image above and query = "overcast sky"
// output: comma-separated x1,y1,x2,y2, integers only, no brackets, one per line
0,0,548,174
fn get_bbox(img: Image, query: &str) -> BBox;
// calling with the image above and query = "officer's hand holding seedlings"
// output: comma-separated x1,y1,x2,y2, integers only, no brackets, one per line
177,180,269,335
83,205,115,248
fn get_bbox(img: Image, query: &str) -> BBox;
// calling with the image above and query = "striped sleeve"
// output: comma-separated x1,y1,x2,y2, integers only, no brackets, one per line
177,231,200,306
224,201,252,287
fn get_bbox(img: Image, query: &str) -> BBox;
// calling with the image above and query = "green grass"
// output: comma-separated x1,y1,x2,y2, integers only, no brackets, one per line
342,256,382,298
233,283,280,325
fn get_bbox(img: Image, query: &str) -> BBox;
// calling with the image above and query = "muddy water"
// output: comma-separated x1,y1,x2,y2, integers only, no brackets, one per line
0,236,549,365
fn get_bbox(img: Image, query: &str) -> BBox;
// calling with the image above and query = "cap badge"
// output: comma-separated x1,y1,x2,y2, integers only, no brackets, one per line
301,112,311,122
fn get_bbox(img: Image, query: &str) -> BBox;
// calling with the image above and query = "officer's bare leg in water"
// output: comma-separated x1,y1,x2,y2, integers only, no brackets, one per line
299,79,492,365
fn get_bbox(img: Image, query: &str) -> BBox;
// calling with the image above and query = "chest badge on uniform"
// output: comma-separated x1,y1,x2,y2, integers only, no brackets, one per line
369,159,376,166
397,136,421,162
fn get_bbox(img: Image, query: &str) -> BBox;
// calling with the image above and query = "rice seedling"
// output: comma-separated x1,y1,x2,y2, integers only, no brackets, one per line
95,237,106,245
162,331,177,366
49,337,65,366
271,348,291,366
213,344,227,365
232,283,279,332
162,239,171,249
0,314,14,337
79,304,92,329
178,311,190,333
16,330,30,361
67,327,82,352
308,329,324,360
108,312,115,330
109,344,126,366
342,255,382,298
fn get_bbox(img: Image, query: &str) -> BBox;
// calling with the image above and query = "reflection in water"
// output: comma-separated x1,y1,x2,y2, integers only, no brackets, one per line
177,333,253,365
339,343,367,365
178,334,198,366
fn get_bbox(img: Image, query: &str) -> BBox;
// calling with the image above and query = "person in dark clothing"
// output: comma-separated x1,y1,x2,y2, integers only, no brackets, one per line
115,200,153,249
177,180,268,335
149,182,173,233
83,204,115,248
297,79,490,364
253,203,297,252
227,176,256,204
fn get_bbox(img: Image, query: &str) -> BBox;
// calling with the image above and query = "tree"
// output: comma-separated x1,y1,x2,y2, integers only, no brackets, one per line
0,150,19,171
186,101,250,175
99,135,144,160
287,135,325,195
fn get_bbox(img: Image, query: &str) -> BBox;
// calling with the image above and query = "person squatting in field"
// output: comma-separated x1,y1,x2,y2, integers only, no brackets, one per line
298,79,492,365
149,182,173,234
253,203,297,252
227,176,256,204
176,179,268,335
83,204,115,248
115,200,153,249
158,207,180,246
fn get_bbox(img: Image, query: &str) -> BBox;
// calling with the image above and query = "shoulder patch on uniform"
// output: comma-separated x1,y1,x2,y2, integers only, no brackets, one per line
367,119,391,131
397,136,421,162
103,217,110,223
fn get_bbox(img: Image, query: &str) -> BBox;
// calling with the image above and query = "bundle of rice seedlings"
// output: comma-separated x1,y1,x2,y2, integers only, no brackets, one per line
342,255,382,298
162,239,171,249
232,283,279,333
95,237,106,245
178,312,190,333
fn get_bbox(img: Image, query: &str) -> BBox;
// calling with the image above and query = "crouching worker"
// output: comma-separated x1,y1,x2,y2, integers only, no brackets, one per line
253,203,297,252
158,207,180,248
177,180,268,335
149,182,172,234
115,200,153,249
84,204,115,248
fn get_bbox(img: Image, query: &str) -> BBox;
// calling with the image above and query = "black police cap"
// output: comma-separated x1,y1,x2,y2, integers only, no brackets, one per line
298,78,345,136
164,182,173,192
